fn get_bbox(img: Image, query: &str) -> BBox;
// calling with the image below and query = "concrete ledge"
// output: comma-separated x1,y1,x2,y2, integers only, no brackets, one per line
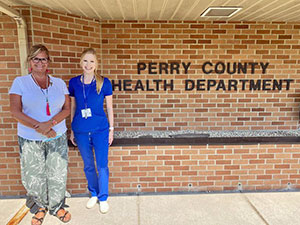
68,130,300,147
68,136,300,147
111,136,300,146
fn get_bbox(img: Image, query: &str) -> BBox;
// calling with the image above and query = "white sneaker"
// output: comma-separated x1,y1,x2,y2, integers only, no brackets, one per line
86,196,98,209
99,201,109,214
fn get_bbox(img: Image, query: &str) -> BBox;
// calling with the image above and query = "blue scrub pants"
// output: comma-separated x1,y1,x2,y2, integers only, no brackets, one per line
74,130,109,201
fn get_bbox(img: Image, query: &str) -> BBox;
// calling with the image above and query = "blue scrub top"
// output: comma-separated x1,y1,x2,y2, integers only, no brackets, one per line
69,75,113,133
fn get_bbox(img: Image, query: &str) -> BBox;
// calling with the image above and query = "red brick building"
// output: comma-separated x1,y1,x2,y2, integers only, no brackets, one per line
0,1,300,196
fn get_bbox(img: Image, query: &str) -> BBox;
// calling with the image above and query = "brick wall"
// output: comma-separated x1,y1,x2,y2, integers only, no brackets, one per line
69,144,300,194
102,20,300,131
0,6,300,196
0,11,22,195
110,144,300,193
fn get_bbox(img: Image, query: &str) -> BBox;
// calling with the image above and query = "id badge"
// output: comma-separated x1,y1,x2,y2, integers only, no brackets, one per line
81,108,92,119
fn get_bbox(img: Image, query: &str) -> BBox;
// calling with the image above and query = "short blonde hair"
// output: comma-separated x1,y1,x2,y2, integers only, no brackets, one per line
27,44,50,62
80,48,104,94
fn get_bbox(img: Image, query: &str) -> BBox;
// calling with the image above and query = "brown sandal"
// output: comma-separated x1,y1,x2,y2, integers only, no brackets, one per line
56,208,71,223
31,208,47,225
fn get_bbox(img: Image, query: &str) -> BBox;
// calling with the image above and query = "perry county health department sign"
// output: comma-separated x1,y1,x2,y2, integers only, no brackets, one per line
111,61,294,92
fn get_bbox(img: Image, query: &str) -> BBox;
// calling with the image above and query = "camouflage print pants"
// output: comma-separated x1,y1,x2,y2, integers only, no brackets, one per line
18,133,68,215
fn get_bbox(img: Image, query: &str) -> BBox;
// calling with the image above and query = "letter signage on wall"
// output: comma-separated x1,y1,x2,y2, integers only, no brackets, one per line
112,61,294,92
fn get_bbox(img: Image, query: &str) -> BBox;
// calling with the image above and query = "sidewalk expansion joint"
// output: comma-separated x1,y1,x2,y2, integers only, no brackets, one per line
137,193,141,225
240,192,269,225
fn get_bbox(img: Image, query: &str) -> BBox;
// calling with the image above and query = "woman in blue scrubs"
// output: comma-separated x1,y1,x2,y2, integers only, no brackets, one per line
69,48,114,213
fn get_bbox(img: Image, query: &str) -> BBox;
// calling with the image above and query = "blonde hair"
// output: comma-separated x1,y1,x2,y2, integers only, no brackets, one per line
80,48,103,94
27,44,50,62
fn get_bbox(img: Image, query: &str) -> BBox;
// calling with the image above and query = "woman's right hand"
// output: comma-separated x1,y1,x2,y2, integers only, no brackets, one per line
70,131,77,146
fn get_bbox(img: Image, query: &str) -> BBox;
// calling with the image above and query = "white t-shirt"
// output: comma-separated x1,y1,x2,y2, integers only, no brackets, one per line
9,74,69,140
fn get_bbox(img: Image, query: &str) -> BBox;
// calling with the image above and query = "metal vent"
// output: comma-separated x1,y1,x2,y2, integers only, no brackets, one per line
201,6,242,18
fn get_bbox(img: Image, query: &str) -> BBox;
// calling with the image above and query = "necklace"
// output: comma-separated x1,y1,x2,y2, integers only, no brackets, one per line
31,74,51,116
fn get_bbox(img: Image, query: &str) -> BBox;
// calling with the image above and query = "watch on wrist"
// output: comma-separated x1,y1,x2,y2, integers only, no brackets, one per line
109,127,114,131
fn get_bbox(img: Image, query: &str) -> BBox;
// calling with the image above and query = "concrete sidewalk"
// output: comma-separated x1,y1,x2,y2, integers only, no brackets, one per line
2,192,300,225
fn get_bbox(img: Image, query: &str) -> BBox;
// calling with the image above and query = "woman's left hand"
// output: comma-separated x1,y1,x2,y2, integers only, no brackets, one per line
109,130,114,146
45,129,57,138
34,121,52,135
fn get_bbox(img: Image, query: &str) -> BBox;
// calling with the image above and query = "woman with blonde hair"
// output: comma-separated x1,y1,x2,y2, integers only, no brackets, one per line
9,44,71,225
69,48,114,213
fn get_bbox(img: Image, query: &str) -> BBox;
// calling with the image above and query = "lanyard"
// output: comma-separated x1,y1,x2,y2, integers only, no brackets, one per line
81,75,95,110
